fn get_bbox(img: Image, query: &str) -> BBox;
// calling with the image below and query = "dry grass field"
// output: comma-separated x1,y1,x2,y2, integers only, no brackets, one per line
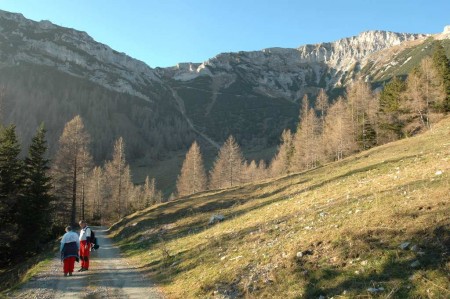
109,117,450,298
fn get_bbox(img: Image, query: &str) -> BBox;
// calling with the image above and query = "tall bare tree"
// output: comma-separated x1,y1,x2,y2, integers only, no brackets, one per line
79,146,93,220
256,159,268,180
176,141,207,197
323,97,356,161
209,136,244,189
244,160,258,183
316,88,329,130
144,176,162,206
346,80,378,150
105,137,131,219
52,115,91,226
292,96,321,171
402,58,445,133
86,166,105,223
270,129,294,177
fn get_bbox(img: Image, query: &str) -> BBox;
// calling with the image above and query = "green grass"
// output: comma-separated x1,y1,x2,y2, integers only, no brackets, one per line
109,120,450,298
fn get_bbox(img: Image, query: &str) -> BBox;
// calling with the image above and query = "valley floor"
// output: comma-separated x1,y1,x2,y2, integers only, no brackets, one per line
8,227,163,299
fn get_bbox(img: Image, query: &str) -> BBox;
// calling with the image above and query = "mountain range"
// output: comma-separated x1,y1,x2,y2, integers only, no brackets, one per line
0,9,449,191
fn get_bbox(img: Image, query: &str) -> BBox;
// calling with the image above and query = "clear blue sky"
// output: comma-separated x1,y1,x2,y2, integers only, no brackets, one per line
0,0,448,68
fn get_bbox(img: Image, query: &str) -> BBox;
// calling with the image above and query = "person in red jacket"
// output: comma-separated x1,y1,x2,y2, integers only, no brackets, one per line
78,220,92,272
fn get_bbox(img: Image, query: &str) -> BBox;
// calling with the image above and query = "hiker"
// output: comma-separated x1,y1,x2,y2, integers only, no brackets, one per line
78,220,92,272
60,225,79,277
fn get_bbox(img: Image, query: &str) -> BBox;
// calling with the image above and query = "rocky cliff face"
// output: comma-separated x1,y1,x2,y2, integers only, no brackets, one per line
0,9,432,104
0,10,160,102
159,30,428,102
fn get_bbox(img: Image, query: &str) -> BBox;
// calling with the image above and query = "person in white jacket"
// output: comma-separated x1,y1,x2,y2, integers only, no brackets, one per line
78,220,92,272
60,226,79,277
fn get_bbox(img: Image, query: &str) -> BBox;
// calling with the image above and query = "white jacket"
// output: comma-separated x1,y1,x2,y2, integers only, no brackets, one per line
79,226,92,241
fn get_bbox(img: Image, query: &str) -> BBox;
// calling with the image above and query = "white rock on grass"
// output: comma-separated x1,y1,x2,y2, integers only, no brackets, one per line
367,287,385,293
435,170,443,175
399,242,411,250
209,214,225,225
410,244,420,252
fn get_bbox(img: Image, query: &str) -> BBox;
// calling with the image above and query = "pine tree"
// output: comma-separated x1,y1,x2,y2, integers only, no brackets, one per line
19,124,54,254
52,115,92,226
209,136,244,189
0,125,23,264
379,76,406,141
432,41,450,112
176,141,207,197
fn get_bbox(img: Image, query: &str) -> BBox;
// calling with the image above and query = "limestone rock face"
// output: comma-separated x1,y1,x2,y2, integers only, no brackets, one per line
0,9,160,101
159,30,428,101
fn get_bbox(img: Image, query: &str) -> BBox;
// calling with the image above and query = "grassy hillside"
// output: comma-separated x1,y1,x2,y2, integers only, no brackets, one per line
110,116,450,298
362,37,450,85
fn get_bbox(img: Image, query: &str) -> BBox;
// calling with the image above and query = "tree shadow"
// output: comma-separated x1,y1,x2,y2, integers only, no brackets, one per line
113,154,419,255
298,225,450,298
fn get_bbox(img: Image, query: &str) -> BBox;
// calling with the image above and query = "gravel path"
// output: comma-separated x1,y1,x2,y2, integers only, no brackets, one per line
9,227,163,299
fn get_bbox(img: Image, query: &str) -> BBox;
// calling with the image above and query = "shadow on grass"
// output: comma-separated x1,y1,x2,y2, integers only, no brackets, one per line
298,224,450,298
113,154,419,254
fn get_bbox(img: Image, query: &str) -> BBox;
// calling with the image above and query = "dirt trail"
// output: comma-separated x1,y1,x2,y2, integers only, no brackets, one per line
10,227,163,299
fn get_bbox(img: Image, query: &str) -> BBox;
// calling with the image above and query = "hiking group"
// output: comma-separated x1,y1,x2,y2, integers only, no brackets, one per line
60,220,96,276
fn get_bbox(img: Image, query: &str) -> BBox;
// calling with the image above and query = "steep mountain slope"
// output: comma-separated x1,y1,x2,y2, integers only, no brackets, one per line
157,31,430,145
109,117,450,298
0,9,448,193
0,10,196,162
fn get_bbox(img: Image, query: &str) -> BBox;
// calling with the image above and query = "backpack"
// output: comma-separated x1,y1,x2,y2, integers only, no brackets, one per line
85,226,100,250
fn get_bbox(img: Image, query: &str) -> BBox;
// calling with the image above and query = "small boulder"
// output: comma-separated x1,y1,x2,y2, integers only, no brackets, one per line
410,260,421,268
410,244,420,252
367,287,384,293
400,242,411,250
209,214,225,225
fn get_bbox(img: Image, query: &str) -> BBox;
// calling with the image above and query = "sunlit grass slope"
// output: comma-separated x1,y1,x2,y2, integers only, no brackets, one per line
110,117,450,298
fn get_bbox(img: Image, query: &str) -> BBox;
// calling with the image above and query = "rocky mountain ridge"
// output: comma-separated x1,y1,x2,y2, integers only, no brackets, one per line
0,10,160,102
0,9,435,104
159,30,429,101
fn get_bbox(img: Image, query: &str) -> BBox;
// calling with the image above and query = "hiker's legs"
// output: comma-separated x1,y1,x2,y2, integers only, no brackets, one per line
68,256,75,273
63,257,76,274
80,240,90,269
